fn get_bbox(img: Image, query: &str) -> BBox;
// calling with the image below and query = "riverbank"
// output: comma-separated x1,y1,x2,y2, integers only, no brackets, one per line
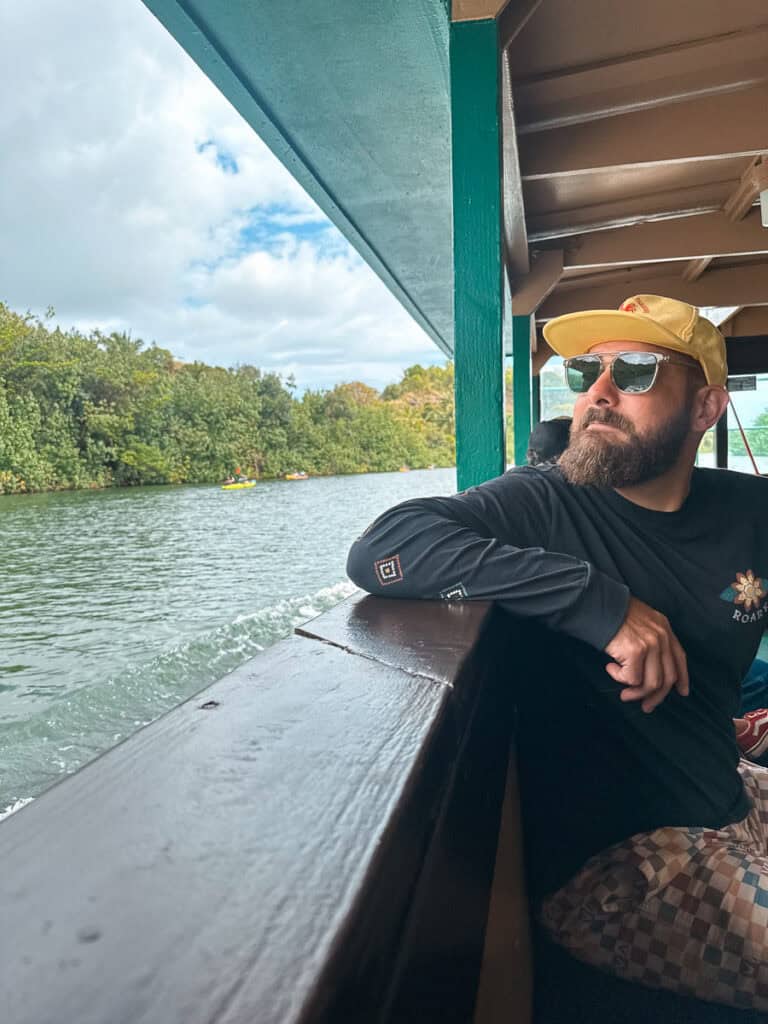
0,461,453,497
0,302,457,495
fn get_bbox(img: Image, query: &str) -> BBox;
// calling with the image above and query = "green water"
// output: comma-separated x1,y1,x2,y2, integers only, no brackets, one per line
0,469,456,811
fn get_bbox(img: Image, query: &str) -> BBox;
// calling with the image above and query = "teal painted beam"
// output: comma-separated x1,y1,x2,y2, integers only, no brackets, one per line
450,18,506,491
512,314,533,466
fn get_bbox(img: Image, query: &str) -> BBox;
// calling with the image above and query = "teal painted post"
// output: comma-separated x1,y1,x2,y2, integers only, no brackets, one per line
512,314,532,466
532,374,541,426
450,18,505,491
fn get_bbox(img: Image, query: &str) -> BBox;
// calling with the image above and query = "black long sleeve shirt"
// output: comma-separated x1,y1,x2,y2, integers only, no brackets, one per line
347,465,768,896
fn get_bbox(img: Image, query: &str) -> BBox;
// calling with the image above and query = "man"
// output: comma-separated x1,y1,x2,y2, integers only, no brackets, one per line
347,295,768,1009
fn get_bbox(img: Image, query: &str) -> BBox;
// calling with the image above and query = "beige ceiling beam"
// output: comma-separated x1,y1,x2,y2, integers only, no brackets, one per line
527,182,734,242
452,0,544,41
681,257,713,283
724,157,768,221
539,263,768,319
532,337,556,375
720,306,768,337
501,44,529,279
516,60,768,135
510,249,563,315
451,0,509,21
514,25,768,123
518,85,768,179
497,0,543,48
562,210,768,270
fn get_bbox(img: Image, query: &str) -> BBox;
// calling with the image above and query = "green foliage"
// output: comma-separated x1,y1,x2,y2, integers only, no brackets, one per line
0,301,456,494
728,413,768,457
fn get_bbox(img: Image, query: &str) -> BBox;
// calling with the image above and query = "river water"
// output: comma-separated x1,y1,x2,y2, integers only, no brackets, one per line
0,469,456,813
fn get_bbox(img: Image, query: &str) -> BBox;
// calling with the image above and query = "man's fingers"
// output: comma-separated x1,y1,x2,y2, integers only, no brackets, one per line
671,638,690,696
603,597,688,712
660,641,678,694
606,653,645,686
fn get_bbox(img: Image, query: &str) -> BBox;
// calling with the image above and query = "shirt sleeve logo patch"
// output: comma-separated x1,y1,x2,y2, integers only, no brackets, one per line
439,583,468,601
374,554,403,586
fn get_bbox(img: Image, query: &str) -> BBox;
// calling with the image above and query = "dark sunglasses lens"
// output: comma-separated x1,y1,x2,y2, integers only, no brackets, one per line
565,357,601,393
612,353,658,393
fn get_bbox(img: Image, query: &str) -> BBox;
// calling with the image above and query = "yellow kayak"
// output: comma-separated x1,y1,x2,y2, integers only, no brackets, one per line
285,472,309,480
221,481,256,490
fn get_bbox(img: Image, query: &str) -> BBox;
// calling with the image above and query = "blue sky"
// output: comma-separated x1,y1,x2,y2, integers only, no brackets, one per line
0,1,444,392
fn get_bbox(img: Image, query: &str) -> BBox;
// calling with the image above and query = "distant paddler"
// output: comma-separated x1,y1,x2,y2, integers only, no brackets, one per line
221,467,256,490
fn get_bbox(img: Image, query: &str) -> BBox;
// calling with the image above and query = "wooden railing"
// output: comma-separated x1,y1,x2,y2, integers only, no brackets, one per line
0,595,529,1024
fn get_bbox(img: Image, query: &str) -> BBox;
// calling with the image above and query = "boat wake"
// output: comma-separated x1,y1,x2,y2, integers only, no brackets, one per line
0,580,357,819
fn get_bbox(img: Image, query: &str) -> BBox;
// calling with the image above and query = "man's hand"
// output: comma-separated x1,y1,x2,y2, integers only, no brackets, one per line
604,597,689,713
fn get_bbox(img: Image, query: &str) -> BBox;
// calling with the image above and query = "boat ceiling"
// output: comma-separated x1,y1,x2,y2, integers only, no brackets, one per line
504,0,768,363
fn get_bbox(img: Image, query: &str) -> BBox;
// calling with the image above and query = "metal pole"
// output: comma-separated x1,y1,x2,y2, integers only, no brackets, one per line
715,410,728,469
512,315,533,465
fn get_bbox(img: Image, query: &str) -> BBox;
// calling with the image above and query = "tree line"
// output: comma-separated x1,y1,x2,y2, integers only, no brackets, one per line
3,302,763,495
0,303,455,494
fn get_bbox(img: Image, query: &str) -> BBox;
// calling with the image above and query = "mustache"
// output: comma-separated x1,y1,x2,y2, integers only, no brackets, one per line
576,407,636,436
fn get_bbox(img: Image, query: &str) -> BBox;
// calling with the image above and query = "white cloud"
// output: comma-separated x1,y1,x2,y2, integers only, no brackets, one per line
0,0,442,391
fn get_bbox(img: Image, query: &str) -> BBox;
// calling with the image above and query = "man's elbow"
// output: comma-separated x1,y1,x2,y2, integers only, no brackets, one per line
346,538,373,592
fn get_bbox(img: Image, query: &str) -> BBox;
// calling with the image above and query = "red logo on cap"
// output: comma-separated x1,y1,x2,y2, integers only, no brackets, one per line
621,298,650,314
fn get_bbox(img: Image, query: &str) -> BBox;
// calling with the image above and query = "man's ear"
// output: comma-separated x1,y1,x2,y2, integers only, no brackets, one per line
692,386,729,433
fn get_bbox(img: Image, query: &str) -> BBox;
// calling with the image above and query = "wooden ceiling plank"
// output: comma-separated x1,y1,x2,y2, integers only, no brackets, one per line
512,24,768,88
721,306,768,337
498,0,543,49
527,182,735,241
452,0,509,21
502,45,529,279
513,24,768,104
539,263,768,318
516,59,768,135
510,249,563,315
518,85,768,179
682,257,713,283
724,157,768,221
562,209,768,270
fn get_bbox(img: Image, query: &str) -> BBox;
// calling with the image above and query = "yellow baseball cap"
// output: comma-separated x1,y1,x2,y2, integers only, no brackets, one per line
542,294,727,387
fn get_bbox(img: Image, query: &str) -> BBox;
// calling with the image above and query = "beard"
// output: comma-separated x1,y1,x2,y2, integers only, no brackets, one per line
559,404,692,488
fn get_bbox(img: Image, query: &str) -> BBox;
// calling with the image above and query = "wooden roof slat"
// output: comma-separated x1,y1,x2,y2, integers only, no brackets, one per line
451,0,509,21
721,306,768,337
682,257,713,283
539,262,768,318
513,23,768,100
501,48,529,278
561,209,768,270
516,59,768,135
510,249,563,315
526,182,737,241
518,85,768,179
724,157,768,220
506,0,768,79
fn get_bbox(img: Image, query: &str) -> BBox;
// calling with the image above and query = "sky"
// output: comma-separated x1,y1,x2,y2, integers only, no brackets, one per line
0,1,444,392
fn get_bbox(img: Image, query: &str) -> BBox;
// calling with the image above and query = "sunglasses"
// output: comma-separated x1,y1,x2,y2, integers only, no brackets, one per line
563,352,697,395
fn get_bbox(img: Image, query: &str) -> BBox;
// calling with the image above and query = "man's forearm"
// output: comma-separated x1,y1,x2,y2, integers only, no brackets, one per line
347,497,629,651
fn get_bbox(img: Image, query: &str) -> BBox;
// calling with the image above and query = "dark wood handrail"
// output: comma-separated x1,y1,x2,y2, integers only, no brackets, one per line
0,595,516,1024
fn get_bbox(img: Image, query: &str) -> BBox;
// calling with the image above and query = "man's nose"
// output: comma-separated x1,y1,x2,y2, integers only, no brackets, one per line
586,364,619,405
